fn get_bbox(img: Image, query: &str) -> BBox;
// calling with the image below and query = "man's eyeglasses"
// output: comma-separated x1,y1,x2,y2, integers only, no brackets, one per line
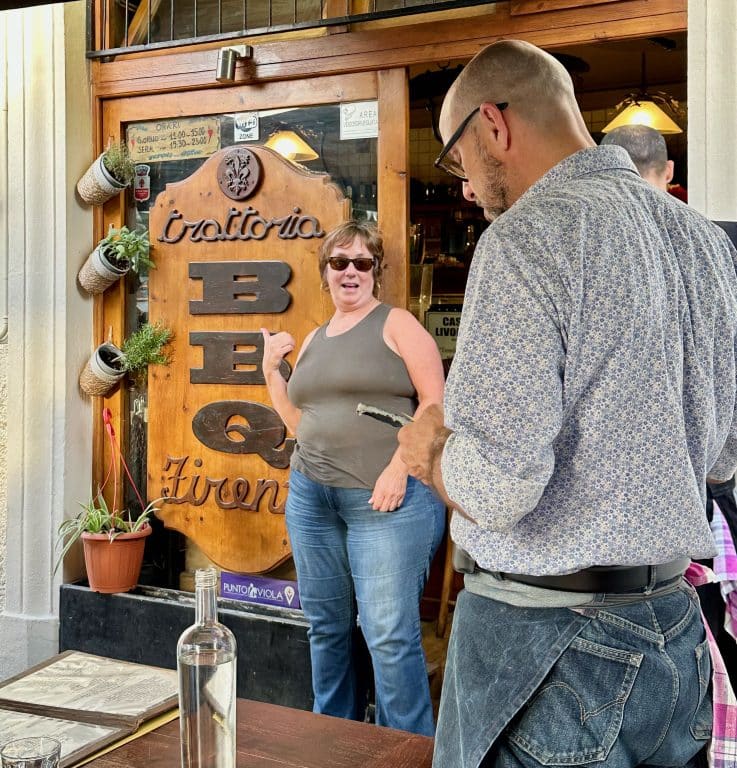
327,256,376,272
434,102,508,181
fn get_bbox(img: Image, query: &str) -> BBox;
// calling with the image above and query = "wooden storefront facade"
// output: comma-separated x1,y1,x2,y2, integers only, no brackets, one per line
87,0,687,588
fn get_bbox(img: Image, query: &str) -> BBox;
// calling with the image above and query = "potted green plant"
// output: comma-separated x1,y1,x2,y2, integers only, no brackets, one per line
55,409,161,593
78,225,153,295
119,321,173,387
76,140,136,206
78,322,173,397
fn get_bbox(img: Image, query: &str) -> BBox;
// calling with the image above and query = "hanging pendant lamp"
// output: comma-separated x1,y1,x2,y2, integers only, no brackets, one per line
602,52,683,135
264,130,319,162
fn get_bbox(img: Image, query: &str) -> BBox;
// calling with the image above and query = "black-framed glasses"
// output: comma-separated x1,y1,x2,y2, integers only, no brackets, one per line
434,102,508,181
327,256,376,272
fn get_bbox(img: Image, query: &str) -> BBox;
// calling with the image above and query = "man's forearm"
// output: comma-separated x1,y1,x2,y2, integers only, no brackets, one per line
430,430,476,523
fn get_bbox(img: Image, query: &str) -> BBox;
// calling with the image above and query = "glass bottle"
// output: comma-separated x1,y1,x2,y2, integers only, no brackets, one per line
177,567,237,768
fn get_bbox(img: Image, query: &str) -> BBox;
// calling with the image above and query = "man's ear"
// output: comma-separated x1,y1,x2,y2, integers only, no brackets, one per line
664,159,675,185
479,102,510,151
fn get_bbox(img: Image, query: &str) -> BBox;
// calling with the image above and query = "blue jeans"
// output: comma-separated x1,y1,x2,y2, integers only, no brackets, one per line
436,582,711,768
286,468,446,736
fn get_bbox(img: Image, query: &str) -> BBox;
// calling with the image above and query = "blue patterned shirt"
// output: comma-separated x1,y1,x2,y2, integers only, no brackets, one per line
442,146,737,575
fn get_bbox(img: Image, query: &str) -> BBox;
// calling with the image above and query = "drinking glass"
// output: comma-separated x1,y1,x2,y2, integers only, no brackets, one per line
0,737,61,768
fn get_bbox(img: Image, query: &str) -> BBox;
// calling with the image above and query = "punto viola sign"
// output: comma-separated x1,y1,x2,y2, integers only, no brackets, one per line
148,146,349,573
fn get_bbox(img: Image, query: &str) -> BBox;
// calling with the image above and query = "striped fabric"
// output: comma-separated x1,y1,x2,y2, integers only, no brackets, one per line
711,501,737,642
685,560,737,768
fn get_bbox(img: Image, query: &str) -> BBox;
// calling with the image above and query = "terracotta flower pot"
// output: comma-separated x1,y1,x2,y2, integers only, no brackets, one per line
81,525,152,594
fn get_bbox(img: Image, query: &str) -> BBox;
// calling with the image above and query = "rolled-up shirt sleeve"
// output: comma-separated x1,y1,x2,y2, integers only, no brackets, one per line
442,224,567,530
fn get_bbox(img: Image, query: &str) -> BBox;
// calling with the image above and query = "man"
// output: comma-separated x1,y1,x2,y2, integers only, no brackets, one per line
398,40,737,768
603,124,737,688
600,124,674,191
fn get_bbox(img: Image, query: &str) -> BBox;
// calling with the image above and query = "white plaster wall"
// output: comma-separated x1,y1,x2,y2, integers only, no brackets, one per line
0,1,92,678
688,0,737,220
0,344,6,613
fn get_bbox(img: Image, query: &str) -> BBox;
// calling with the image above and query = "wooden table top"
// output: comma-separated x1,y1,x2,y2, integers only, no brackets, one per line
85,699,434,768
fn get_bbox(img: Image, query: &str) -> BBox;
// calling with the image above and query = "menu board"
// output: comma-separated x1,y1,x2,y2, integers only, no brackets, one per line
0,651,178,767
128,117,221,163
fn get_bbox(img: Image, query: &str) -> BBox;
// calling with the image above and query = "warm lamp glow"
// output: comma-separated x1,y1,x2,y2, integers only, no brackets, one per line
264,130,319,162
602,99,682,135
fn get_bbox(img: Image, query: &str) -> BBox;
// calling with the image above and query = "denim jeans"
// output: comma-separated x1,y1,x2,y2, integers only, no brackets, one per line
286,468,446,736
435,581,711,768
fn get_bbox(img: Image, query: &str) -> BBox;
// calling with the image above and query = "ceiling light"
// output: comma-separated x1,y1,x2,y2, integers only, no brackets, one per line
602,98,682,135
264,130,319,162
602,51,683,135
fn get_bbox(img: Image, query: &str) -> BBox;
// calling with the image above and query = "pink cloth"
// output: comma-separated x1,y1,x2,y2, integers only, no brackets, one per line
710,501,737,641
685,561,737,768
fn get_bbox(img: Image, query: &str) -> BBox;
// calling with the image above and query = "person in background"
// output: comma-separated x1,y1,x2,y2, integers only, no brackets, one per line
603,122,737,686
600,124,674,190
398,39,737,767
261,220,446,736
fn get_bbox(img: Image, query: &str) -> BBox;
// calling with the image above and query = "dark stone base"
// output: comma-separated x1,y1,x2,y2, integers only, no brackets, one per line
59,583,314,710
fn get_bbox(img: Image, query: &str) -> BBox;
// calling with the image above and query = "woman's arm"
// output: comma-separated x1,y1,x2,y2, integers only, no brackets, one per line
384,308,445,415
261,328,315,435
367,309,445,512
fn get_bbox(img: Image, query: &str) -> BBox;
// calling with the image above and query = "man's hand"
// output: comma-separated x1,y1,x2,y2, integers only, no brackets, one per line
398,404,451,487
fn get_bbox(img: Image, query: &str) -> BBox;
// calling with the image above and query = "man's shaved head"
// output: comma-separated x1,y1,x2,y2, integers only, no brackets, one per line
444,40,581,133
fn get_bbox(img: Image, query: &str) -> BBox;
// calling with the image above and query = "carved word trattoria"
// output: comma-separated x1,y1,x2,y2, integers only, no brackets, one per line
158,206,324,244
161,456,288,513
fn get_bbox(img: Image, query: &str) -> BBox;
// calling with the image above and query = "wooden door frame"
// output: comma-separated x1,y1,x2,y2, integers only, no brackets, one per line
93,69,408,492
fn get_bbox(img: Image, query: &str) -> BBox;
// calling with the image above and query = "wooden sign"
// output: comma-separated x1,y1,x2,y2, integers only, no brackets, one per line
148,146,348,573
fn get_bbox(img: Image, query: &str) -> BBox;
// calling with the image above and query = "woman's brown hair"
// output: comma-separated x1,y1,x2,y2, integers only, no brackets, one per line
318,220,384,298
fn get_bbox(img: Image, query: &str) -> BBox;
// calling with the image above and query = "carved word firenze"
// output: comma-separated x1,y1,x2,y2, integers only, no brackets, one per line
158,206,324,244
162,456,288,513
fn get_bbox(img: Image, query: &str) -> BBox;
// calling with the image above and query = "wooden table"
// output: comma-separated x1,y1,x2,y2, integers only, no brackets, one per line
85,699,434,767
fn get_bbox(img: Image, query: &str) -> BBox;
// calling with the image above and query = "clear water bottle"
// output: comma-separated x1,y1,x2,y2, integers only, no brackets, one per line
177,567,237,768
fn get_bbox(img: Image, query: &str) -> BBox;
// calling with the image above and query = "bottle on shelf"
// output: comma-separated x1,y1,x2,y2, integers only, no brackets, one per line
177,567,237,768
462,224,477,264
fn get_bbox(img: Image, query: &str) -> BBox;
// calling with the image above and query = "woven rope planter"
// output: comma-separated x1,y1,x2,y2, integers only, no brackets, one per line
79,343,126,397
77,154,128,206
78,246,129,295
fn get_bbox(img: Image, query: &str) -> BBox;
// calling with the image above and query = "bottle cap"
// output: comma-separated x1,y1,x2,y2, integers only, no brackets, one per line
195,567,218,589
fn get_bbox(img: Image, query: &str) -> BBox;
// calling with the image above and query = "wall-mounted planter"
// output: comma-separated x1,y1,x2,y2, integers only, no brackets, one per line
78,245,130,295
79,342,126,397
76,154,129,206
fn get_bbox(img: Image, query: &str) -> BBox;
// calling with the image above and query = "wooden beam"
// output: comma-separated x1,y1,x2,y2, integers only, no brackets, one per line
92,0,687,99
511,0,623,14
126,0,164,47
377,68,409,309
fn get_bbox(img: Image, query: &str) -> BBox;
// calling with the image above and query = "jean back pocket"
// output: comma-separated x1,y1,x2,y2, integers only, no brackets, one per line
508,636,643,766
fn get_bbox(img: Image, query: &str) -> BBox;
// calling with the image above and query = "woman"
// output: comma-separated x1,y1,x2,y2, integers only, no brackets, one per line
261,220,446,736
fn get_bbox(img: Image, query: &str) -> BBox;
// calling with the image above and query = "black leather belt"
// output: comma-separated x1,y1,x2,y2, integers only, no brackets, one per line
487,557,690,594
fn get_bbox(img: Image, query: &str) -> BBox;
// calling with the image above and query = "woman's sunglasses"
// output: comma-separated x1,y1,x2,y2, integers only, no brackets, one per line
327,256,376,272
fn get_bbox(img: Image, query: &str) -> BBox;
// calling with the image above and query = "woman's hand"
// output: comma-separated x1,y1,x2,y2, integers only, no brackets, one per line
261,329,296,375
369,460,409,512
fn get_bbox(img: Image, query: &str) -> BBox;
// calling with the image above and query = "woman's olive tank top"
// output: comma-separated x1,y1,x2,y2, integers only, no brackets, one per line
287,303,416,489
